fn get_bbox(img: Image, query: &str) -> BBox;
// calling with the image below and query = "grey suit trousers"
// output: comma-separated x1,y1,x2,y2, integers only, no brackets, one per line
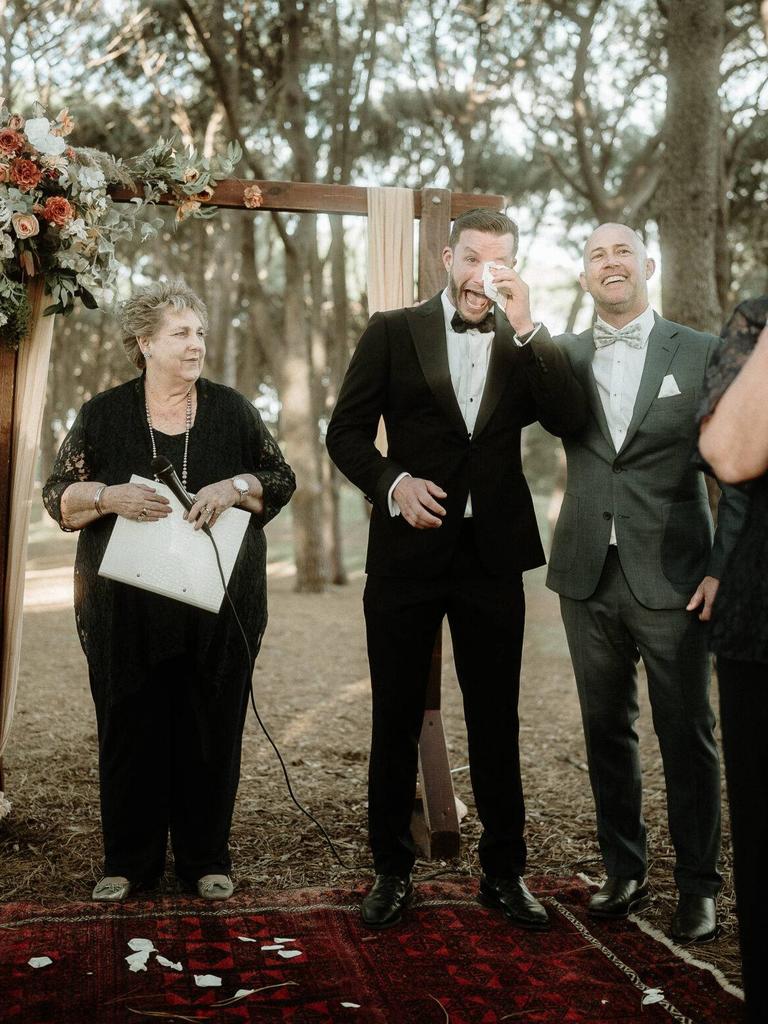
560,548,721,896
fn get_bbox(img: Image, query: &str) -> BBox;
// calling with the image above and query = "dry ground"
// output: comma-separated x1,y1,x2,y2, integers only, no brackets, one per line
0,505,742,990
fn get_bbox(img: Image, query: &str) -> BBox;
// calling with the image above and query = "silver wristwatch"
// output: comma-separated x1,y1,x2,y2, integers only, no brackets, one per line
232,476,250,504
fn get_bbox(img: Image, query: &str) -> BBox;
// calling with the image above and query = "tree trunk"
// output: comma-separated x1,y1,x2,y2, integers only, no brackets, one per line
658,0,725,332
281,221,326,593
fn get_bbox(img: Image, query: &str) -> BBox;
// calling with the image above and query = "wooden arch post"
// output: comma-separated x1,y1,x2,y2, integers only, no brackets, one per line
0,179,504,855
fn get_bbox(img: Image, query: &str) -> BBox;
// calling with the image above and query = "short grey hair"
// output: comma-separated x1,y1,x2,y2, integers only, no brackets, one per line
120,280,208,370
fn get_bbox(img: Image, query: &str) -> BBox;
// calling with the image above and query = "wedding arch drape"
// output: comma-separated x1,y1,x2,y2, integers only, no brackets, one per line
0,282,56,817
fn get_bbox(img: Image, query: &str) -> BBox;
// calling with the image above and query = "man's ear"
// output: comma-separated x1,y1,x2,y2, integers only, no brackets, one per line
645,257,656,281
579,271,589,293
442,246,453,273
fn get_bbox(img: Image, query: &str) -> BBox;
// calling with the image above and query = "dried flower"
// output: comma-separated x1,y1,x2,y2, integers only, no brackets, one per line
8,114,24,131
0,164,10,183
183,167,200,183
11,158,42,191
55,108,74,136
0,129,25,156
197,185,215,202
243,184,263,209
41,196,74,227
175,198,201,222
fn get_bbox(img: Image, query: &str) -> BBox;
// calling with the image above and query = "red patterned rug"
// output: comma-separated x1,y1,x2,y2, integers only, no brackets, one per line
0,877,743,1023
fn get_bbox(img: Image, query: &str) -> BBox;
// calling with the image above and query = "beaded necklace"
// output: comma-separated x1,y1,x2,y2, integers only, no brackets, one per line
145,388,193,491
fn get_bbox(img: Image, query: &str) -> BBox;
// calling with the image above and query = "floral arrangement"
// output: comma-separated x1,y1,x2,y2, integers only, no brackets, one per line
0,102,243,343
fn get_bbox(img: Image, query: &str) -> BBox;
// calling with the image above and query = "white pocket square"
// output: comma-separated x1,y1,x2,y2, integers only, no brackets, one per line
657,374,681,398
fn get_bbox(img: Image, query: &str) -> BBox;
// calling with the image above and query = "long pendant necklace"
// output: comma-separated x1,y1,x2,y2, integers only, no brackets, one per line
146,388,193,490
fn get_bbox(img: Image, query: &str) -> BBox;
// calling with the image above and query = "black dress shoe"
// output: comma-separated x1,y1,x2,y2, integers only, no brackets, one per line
588,876,649,918
360,874,413,929
670,894,718,944
479,876,551,931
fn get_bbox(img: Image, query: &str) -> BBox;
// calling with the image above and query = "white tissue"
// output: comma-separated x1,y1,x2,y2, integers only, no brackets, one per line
482,262,503,303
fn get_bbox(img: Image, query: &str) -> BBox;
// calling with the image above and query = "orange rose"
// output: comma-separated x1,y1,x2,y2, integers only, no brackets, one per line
10,158,42,191
40,196,74,226
243,184,263,209
0,129,24,156
11,213,40,239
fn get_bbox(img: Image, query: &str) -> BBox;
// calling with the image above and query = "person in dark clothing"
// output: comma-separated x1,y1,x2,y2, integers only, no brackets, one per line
43,280,295,902
326,208,588,931
699,296,768,1024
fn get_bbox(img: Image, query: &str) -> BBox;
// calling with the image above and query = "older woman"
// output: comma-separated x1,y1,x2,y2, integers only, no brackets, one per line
698,296,768,1024
43,280,295,902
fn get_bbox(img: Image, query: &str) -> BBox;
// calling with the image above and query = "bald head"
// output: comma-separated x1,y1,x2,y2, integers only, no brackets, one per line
583,223,647,267
580,222,655,326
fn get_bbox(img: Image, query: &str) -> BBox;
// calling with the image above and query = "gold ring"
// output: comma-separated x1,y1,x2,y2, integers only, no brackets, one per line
137,512,145,522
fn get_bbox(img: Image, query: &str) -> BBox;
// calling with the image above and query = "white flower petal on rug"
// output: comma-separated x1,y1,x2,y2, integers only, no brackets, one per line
278,949,303,959
237,936,259,943
28,956,53,968
274,937,296,943
642,988,665,1006
127,938,156,953
156,956,183,971
194,974,222,987
233,990,256,999
261,944,285,951
341,1002,361,1008
125,951,152,973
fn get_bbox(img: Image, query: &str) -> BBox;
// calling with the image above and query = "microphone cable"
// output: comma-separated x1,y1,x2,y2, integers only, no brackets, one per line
206,523,346,869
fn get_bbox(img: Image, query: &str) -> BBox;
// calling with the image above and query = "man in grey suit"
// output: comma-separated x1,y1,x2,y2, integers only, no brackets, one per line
546,223,747,943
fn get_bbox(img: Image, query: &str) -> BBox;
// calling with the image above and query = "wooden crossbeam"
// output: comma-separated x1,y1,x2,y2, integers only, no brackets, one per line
109,179,504,218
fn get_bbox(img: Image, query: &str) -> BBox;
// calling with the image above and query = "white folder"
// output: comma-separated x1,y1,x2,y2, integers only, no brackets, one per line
98,474,250,613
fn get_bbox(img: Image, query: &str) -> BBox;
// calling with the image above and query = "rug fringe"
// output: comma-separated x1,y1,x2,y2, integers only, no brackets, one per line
628,914,745,1002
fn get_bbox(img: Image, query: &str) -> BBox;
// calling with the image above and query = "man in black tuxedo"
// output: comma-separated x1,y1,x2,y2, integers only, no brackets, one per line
326,209,587,930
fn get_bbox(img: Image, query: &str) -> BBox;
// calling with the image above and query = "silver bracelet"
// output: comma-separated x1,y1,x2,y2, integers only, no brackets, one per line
94,484,107,517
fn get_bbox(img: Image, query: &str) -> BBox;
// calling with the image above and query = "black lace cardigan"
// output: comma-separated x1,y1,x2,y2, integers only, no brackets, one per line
698,296,768,663
43,376,296,701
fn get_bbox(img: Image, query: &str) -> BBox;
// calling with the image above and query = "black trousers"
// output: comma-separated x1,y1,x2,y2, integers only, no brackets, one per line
718,656,768,1024
363,520,527,877
90,656,251,884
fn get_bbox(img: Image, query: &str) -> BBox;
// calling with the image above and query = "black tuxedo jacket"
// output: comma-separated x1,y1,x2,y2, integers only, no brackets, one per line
326,292,588,579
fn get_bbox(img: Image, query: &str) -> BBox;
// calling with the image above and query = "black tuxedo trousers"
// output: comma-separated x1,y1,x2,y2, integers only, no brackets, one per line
364,520,527,877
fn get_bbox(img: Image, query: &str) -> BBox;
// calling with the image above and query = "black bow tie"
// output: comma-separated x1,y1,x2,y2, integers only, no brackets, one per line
451,310,495,334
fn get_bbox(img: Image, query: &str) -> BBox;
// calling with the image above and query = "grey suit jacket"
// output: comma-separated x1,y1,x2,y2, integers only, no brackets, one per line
546,314,748,608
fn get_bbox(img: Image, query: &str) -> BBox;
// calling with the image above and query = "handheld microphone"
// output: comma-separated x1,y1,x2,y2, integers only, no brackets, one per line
150,455,211,536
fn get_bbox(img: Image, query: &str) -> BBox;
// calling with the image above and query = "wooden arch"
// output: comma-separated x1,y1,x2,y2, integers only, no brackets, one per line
0,178,505,858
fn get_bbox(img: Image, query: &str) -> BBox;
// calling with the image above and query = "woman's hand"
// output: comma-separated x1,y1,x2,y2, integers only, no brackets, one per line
186,477,263,530
103,483,171,523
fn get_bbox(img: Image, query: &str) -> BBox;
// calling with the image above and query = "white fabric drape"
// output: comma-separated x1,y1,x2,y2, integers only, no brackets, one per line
366,187,415,315
366,188,415,456
0,281,55,818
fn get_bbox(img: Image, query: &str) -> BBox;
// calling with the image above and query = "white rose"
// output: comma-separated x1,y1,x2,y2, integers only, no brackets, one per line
24,116,66,157
0,232,14,259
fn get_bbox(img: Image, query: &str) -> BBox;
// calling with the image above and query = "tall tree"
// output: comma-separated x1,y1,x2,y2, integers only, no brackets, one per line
658,0,726,330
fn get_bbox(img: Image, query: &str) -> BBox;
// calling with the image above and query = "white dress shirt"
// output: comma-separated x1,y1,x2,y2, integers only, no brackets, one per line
591,304,655,542
388,290,538,517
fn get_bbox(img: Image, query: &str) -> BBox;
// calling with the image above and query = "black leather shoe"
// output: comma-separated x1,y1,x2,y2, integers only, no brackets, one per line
479,876,551,931
670,894,718,944
588,876,649,918
360,874,413,929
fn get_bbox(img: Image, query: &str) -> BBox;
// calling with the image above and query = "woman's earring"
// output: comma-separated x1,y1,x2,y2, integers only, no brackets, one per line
145,347,152,359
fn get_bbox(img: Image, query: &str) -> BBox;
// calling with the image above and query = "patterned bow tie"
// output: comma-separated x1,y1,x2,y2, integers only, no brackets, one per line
593,321,646,349
451,310,495,334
